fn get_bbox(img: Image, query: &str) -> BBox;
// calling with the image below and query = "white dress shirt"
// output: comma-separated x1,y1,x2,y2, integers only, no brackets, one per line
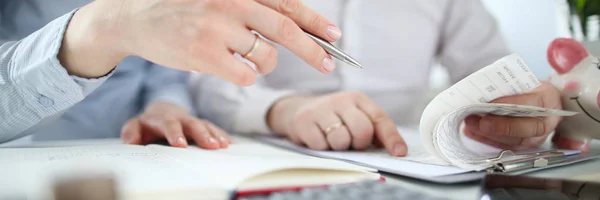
192,0,511,135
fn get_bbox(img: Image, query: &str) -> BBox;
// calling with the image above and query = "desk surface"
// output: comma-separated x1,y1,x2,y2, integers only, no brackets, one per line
5,137,600,200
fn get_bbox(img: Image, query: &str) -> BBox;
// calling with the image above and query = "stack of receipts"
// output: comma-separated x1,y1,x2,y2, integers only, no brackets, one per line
419,53,576,171
257,54,580,180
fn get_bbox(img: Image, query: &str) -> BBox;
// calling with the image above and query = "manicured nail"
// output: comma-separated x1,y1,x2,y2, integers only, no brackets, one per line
219,136,228,142
323,56,335,72
326,25,342,41
393,144,407,156
122,136,131,144
177,137,187,146
208,137,218,144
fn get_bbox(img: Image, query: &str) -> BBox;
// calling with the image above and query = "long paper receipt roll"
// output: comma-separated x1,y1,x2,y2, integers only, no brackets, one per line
419,53,577,170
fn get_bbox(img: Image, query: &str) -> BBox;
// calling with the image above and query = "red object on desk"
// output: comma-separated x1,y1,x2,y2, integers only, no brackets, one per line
234,176,386,199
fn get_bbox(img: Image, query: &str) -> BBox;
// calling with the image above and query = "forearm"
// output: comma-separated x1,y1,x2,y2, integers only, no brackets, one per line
192,74,298,134
57,0,128,78
0,10,113,143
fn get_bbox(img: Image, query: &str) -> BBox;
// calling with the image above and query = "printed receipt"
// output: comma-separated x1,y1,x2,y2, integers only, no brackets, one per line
418,54,577,170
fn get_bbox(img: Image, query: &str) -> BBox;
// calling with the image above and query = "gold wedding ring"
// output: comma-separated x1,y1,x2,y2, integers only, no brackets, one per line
243,34,261,59
323,122,344,135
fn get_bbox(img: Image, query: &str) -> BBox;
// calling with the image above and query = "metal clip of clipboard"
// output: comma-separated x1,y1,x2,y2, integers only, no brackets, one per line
484,149,568,173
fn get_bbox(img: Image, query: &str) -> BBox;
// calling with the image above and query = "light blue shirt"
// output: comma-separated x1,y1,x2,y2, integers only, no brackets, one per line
0,0,194,143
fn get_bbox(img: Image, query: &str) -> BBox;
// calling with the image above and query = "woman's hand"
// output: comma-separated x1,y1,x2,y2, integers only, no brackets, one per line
60,0,341,85
121,101,231,149
267,91,408,156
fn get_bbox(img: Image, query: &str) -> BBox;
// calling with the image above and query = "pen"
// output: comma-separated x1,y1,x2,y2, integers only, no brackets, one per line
304,31,363,69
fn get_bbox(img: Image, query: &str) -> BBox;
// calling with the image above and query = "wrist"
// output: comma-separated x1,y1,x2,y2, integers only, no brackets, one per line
267,95,313,136
58,0,130,78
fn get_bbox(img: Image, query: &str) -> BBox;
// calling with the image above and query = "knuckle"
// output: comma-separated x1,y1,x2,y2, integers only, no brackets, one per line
310,141,329,151
347,91,366,100
536,119,547,137
138,114,154,123
277,17,299,46
331,142,350,151
308,14,324,31
537,95,546,108
497,121,511,136
352,129,373,140
369,108,388,123
294,107,314,122
279,0,299,13
125,118,139,125
163,117,179,127
201,21,224,40
327,94,348,105
204,0,230,10
229,0,248,12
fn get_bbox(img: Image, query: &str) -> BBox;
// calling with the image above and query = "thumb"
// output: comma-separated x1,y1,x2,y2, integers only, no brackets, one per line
121,118,143,144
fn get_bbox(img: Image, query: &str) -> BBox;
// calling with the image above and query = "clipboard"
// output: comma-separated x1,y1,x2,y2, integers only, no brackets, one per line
484,149,571,173
416,149,600,184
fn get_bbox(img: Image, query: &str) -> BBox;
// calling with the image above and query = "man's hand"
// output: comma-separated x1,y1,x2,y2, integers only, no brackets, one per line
464,82,563,150
267,91,407,156
120,102,231,149
60,0,341,84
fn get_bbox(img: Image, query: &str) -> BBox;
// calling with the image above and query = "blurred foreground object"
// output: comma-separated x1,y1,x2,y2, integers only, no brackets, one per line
53,174,118,200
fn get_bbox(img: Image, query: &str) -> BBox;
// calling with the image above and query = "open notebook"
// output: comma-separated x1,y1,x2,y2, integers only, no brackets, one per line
0,137,379,200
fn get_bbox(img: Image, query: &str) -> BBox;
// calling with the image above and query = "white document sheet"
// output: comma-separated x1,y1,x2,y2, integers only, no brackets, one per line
257,127,472,178
256,126,581,179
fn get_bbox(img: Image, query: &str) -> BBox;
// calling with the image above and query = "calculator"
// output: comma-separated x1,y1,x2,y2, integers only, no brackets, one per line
238,180,449,200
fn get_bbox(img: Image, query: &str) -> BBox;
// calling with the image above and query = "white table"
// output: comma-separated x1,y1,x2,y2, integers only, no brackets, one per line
5,137,600,200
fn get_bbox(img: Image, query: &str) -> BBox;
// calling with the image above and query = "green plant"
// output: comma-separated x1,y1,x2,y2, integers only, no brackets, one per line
567,0,600,40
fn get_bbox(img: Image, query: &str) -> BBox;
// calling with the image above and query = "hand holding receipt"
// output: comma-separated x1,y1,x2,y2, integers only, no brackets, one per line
419,53,577,170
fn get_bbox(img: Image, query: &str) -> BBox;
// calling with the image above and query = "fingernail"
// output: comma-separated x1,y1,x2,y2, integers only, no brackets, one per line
322,56,335,72
480,118,493,133
208,137,218,144
393,144,407,156
122,135,134,144
219,136,228,142
326,25,342,41
122,136,130,144
177,137,187,146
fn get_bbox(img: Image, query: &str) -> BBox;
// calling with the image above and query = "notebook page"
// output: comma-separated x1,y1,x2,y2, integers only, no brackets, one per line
146,140,378,190
255,127,472,178
420,54,542,160
0,145,225,200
